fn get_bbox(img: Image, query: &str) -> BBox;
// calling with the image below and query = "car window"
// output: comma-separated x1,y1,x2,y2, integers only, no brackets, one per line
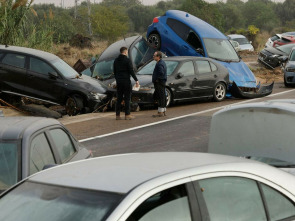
48,129,76,163
186,31,203,50
30,57,56,75
289,50,295,61
127,184,192,221
195,60,211,74
0,142,18,190
30,133,55,175
0,52,4,60
198,177,267,220
232,37,250,45
131,47,144,68
92,59,115,80
2,53,25,68
178,61,194,77
270,35,280,41
261,184,295,220
209,62,217,71
166,18,190,41
137,60,179,76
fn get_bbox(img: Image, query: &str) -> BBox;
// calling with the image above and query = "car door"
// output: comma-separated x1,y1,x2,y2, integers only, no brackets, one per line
194,60,216,97
0,52,27,94
171,61,198,100
193,176,295,220
24,56,64,103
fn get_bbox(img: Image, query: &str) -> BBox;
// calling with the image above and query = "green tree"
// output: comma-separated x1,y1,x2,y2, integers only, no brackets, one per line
91,5,129,42
101,0,141,8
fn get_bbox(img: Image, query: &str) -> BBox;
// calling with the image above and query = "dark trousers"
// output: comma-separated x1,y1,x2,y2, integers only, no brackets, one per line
116,82,132,116
154,81,166,109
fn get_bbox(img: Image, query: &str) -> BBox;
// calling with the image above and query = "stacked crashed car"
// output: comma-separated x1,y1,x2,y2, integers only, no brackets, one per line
82,36,156,84
208,99,295,177
0,117,91,193
0,45,108,115
283,46,295,86
147,10,273,98
128,56,229,107
2,152,295,220
258,43,295,69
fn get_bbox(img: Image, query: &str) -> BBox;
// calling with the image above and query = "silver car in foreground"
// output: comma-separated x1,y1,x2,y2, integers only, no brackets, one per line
1,152,295,220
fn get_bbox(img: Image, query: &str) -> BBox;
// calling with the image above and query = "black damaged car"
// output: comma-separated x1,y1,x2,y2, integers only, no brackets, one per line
0,45,109,115
258,43,295,69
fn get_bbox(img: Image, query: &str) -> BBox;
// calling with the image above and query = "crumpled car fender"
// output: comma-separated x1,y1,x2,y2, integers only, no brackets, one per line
230,81,274,99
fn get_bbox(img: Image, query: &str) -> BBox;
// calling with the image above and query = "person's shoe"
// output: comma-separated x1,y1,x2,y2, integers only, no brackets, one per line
152,112,165,117
116,116,122,120
125,115,135,120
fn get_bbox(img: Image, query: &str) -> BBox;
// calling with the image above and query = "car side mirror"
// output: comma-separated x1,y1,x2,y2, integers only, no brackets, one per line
176,72,184,79
196,48,204,56
49,72,58,79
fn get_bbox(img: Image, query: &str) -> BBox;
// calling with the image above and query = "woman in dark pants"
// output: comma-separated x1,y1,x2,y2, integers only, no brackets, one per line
152,51,167,117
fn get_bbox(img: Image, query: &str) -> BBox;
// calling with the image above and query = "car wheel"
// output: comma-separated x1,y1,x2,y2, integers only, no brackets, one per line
166,88,173,107
213,82,226,102
65,95,84,116
148,33,161,50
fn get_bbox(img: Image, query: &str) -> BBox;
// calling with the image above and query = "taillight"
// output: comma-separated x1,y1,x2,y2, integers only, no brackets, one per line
153,17,159,23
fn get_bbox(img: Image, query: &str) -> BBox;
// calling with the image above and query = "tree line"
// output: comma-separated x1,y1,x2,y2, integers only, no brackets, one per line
1,0,295,51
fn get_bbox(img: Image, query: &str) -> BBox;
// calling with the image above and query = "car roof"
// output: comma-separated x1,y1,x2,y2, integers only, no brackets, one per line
0,45,58,61
228,34,247,39
0,117,61,140
162,56,217,63
28,152,295,194
165,10,226,39
98,36,142,61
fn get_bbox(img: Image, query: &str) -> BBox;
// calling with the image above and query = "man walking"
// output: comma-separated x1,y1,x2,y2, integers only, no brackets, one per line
113,47,139,120
152,51,167,117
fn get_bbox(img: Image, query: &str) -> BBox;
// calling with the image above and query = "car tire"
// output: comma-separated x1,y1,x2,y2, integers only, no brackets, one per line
166,88,173,107
148,33,161,50
65,95,84,116
213,82,226,102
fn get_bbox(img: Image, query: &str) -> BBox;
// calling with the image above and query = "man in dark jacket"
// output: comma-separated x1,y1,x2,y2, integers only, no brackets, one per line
152,51,167,117
113,47,139,120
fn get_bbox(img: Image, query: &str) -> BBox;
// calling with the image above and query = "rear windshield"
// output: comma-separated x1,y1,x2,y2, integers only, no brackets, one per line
0,181,123,221
137,60,179,76
0,142,19,191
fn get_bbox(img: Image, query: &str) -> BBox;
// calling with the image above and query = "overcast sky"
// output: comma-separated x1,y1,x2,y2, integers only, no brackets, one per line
32,0,231,7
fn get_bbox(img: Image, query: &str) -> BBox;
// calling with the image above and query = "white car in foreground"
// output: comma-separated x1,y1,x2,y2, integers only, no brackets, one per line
1,152,295,220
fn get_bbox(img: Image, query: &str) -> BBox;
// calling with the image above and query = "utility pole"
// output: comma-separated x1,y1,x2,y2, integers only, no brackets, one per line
74,0,79,19
87,0,92,36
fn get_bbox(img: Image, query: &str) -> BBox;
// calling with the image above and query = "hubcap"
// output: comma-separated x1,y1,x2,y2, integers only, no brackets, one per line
148,35,159,49
215,84,225,100
166,89,171,107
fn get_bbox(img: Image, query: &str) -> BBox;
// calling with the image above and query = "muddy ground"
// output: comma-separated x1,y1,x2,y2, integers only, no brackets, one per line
0,52,283,118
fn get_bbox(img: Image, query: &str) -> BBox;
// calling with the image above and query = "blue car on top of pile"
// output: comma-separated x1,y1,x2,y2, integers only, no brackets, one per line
146,10,273,98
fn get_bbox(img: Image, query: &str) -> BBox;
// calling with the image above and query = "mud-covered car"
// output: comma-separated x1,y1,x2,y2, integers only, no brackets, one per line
0,117,91,192
208,99,295,177
258,43,295,69
283,47,295,86
0,45,108,115
82,36,156,83
127,56,229,107
147,10,273,98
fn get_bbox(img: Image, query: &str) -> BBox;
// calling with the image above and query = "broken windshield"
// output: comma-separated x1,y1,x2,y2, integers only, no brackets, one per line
0,142,18,192
92,59,115,80
204,38,239,62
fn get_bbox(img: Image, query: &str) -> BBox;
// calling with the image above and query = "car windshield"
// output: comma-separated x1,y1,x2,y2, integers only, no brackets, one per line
277,44,295,54
92,59,115,80
52,59,79,78
131,39,156,69
204,38,239,62
0,141,18,192
0,181,123,221
137,60,179,76
232,37,250,45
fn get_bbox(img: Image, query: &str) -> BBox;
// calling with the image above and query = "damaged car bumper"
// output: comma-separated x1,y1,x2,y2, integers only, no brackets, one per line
230,81,274,99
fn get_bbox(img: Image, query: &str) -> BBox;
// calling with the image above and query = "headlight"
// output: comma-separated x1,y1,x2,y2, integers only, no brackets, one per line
286,67,295,72
139,87,153,91
90,92,107,100
270,54,279,58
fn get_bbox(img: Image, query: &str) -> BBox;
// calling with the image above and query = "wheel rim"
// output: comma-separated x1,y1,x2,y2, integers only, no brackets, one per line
215,84,225,100
166,89,171,107
65,97,78,116
148,35,160,49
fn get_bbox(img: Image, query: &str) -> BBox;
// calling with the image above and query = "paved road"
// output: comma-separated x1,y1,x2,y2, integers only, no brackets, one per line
60,81,295,157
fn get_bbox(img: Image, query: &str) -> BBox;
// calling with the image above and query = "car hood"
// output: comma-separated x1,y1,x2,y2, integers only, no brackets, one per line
285,61,295,68
261,47,286,56
71,75,107,93
216,60,257,88
208,100,295,166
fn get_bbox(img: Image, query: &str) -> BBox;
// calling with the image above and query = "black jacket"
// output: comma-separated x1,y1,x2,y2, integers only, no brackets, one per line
113,54,138,84
152,59,167,83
